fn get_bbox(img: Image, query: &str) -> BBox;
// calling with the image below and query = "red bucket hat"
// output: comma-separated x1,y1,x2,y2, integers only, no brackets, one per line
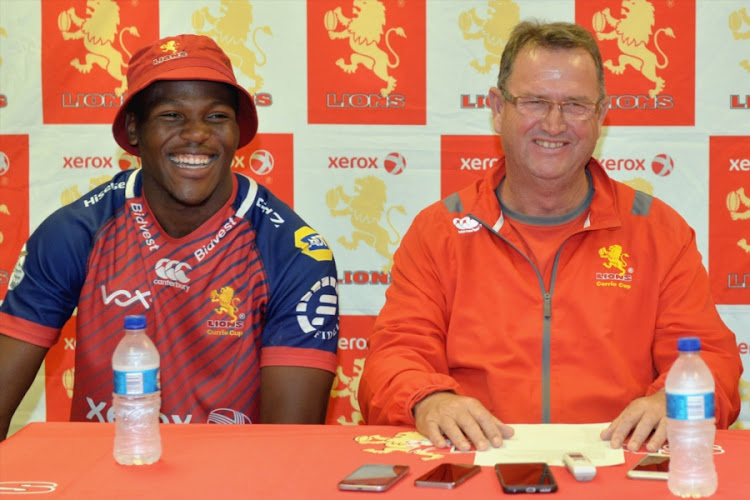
112,34,258,155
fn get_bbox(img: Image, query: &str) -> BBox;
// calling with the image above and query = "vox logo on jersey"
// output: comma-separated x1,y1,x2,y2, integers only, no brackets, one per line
233,133,294,208
440,135,503,199
576,0,695,126
0,136,30,300
41,0,159,124
708,136,750,304
307,0,426,125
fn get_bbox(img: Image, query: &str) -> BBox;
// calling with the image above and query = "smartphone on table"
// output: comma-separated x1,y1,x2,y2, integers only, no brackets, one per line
626,454,670,480
494,462,558,493
337,464,410,492
414,463,481,489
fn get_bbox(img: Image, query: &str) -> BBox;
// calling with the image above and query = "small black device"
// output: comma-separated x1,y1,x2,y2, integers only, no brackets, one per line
626,453,670,480
494,462,558,493
414,463,481,489
337,464,410,492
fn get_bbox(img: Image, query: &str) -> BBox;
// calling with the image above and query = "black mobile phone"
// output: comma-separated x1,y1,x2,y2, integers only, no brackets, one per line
626,454,670,480
414,463,481,489
337,464,410,492
494,462,558,494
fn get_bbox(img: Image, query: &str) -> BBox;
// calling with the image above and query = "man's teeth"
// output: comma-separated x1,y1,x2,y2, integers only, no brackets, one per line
536,140,564,148
171,155,211,168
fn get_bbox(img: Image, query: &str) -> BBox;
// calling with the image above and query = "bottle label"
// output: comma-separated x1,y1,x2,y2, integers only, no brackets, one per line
666,392,715,420
113,368,160,396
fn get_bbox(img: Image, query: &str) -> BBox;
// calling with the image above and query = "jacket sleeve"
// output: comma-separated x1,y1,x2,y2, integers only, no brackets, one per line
646,213,743,428
358,208,463,425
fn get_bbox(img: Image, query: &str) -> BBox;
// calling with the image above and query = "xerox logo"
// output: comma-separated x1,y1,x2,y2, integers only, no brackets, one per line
0,152,9,176
460,157,498,171
598,154,676,176
154,258,191,291
453,216,481,234
296,276,338,340
728,273,750,288
100,284,151,309
328,152,407,175
729,158,750,171
63,156,114,169
248,150,274,175
207,408,252,424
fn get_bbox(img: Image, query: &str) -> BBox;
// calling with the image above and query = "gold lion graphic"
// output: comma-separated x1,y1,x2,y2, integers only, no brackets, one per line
326,1,406,97
0,27,6,67
58,0,139,96
458,0,520,74
354,431,445,461
594,0,675,98
729,378,749,430
326,176,406,272
0,203,9,245
725,187,750,253
599,244,629,276
729,8,750,72
192,0,272,95
330,358,365,425
211,286,241,321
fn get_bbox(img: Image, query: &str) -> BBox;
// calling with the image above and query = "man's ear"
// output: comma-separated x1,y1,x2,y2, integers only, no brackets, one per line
125,112,138,147
488,87,504,135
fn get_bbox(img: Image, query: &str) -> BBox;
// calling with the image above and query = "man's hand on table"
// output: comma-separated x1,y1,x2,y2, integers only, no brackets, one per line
413,392,515,452
600,390,667,452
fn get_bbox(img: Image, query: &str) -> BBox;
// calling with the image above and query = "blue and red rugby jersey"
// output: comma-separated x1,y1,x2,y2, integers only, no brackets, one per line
0,170,339,424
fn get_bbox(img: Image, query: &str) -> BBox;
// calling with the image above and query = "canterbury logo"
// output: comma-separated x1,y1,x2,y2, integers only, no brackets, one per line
101,285,151,309
155,258,192,284
453,216,481,233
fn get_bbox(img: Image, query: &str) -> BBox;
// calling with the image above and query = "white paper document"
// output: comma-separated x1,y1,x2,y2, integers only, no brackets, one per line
473,423,625,467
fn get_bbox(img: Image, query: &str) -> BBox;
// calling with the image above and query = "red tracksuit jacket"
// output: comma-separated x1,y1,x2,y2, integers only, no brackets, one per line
359,158,742,428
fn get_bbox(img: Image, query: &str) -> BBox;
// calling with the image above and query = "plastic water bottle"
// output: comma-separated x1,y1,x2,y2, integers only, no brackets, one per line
665,337,717,498
112,315,162,465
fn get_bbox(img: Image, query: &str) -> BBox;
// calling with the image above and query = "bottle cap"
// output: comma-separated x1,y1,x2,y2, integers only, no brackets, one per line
677,336,701,352
124,315,146,330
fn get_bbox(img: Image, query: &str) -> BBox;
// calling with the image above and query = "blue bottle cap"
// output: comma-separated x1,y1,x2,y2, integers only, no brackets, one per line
124,315,146,330
677,336,701,352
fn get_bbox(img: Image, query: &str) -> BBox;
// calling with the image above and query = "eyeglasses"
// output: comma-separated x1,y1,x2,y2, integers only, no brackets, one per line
500,88,603,121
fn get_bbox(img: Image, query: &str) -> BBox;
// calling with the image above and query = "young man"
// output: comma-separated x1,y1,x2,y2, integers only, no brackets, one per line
359,21,742,453
0,34,339,440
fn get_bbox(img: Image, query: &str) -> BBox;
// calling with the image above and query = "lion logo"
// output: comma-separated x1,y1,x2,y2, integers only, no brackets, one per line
192,0,272,95
160,40,179,54
458,0,520,74
354,431,445,461
599,244,630,276
593,0,675,98
330,358,365,425
211,286,241,321
729,378,749,430
58,0,139,96
326,176,406,272
725,187,750,253
729,8,750,72
0,203,9,246
0,27,6,67
326,1,406,97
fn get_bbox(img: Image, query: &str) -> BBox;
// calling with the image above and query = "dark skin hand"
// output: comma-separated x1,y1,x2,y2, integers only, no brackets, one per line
0,334,49,442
